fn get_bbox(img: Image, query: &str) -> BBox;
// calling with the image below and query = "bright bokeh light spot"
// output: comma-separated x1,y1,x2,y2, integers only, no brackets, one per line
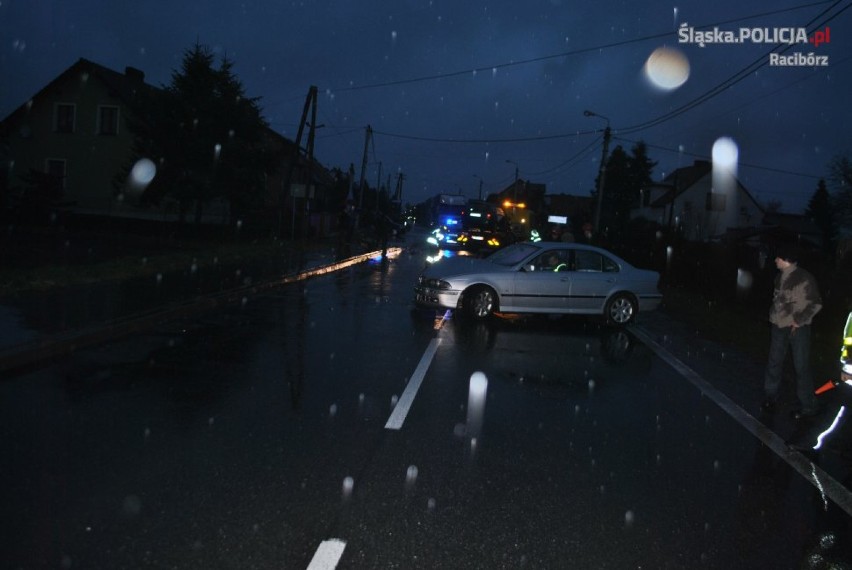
644,46,690,91
712,137,738,170
469,371,488,398
130,158,156,186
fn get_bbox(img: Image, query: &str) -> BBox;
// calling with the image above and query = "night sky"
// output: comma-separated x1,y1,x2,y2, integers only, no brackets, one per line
1,0,850,211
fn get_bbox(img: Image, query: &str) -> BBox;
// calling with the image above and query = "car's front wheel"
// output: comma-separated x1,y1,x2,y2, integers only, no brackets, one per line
463,286,497,319
605,293,637,325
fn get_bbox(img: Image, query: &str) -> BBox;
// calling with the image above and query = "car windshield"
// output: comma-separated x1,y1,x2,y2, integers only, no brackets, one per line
487,243,540,266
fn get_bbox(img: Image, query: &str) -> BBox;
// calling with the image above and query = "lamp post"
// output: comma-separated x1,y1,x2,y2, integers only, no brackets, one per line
505,159,519,202
584,110,611,234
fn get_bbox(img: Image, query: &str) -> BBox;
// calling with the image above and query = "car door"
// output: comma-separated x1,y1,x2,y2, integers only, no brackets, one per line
510,249,571,312
567,249,619,312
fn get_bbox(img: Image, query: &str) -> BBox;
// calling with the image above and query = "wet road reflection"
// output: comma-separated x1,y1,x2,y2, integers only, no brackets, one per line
1,240,851,568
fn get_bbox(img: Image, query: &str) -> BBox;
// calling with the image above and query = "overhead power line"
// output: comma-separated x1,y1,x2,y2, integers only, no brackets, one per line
619,0,851,134
613,135,823,179
326,1,836,94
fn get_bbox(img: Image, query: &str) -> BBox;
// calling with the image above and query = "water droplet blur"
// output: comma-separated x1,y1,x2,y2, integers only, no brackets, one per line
329,404,338,417
390,395,399,408
122,495,142,516
241,297,248,307
736,268,753,296
128,158,157,192
644,46,690,90
713,460,721,472
588,379,596,391
467,372,488,440
342,476,354,499
819,532,837,549
625,510,635,527
156,273,163,285
405,465,419,489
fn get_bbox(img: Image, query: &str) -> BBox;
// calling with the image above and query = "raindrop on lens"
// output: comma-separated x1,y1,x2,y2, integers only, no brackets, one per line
819,532,837,549
329,404,338,417
342,476,354,498
122,495,142,516
625,510,635,527
391,395,399,408
406,465,419,485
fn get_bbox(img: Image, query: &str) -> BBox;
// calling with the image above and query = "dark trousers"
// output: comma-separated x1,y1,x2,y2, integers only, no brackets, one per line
764,324,818,411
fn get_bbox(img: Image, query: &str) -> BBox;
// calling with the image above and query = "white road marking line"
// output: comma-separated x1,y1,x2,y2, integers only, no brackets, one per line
632,325,852,518
306,539,346,570
385,338,441,430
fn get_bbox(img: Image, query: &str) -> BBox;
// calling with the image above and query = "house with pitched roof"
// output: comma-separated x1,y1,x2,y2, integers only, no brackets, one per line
0,58,153,216
631,159,765,241
0,57,339,234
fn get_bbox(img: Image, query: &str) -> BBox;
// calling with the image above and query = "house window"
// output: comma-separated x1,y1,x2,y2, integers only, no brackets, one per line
54,103,75,133
706,192,726,211
46,159,67,192
98,105,119,135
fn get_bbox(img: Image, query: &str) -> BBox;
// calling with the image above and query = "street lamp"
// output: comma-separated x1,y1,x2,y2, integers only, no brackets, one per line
584,110,611,234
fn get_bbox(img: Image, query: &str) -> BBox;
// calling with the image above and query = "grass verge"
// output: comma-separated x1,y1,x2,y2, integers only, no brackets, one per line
0,238,328,297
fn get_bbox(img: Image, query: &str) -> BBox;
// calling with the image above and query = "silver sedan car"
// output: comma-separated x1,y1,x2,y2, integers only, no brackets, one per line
414,241,662,324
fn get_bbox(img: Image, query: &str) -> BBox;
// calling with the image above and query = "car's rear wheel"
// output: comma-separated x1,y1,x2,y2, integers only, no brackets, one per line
463,286,497,319
605,293,637,325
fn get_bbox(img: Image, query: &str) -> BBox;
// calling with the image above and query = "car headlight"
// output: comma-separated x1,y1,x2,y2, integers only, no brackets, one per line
422,278,452,290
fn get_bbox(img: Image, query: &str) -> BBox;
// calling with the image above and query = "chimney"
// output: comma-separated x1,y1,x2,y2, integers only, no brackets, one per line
125,66,145,83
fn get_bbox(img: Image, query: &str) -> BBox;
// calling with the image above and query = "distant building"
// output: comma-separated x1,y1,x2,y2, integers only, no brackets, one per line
0,57,336,233
490,179,546,230
0,58,152,216
631,159,765,241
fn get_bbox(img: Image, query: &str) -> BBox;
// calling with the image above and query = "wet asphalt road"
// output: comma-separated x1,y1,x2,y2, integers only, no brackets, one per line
2,236,852,569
